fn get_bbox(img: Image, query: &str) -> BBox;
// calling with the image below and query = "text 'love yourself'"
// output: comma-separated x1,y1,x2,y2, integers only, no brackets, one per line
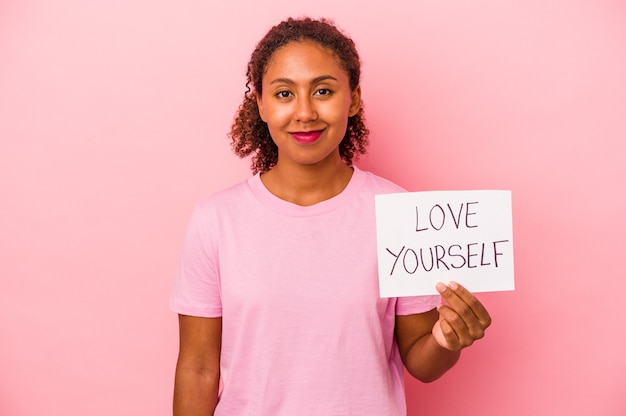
384,201,510,276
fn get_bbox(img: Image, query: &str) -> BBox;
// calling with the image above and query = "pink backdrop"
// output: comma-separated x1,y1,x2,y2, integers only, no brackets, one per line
1,1,625,415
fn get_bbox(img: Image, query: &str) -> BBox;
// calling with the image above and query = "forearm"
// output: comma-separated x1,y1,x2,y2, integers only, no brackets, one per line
173,367,219,416
403,332,461,383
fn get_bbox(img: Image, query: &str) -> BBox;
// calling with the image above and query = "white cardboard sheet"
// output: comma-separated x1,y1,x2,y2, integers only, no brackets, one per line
375,190,514,297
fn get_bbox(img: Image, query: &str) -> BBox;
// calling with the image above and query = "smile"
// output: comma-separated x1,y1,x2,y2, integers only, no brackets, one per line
290,130,323,144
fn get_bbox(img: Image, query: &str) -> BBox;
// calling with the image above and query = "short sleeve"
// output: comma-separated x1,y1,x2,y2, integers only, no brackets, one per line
395,294,441,316
169,204,222,317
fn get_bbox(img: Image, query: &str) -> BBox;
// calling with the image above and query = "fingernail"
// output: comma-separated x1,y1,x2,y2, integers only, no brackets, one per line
436,282,447,293
449,281,459,290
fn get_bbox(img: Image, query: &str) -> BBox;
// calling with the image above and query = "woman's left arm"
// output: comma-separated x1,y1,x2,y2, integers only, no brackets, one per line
395,282,492,383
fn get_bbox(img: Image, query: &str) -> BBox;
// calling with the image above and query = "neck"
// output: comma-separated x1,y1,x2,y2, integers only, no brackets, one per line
260,158,354,206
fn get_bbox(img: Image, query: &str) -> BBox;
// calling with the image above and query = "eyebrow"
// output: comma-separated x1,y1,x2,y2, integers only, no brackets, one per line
269,75,339,85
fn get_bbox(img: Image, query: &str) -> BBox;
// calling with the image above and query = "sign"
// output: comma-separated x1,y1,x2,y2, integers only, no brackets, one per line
375,190,514,297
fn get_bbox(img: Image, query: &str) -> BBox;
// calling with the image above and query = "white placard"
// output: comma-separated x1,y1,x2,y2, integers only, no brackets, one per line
375,190,514,297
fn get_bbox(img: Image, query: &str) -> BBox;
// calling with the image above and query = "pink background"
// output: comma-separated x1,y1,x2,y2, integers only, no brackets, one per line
1,1,625,415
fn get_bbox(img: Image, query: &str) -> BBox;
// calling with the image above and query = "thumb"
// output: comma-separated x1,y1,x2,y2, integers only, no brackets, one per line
432,319,452,351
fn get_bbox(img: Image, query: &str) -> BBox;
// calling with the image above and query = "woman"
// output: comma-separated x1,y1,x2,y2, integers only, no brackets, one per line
170,17,491,416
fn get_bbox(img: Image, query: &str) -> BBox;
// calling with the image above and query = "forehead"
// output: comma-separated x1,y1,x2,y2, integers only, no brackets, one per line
263,40,348,80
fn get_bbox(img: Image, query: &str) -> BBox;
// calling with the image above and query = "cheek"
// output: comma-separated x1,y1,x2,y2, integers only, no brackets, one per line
263,103,292,126
322,100,352,124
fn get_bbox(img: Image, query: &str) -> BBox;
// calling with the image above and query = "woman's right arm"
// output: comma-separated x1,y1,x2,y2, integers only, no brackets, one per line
173,315,222,416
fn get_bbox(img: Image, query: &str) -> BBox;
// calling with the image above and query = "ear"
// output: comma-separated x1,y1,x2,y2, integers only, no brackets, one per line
349,86,361,117
256,93,266,122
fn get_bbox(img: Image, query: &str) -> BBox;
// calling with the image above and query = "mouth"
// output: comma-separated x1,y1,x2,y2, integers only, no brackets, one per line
290,130,324,144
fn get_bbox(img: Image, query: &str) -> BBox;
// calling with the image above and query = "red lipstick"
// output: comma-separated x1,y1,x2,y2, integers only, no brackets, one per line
291,130,323,144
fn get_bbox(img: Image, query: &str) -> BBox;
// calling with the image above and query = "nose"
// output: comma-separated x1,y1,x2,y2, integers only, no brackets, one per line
295,95,317,122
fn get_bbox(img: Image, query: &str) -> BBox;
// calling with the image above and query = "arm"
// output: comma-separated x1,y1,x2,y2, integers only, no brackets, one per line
173,315,222,416
395,281,491,383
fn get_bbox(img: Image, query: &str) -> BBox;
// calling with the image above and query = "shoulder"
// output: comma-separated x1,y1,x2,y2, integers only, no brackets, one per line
184,176,258,232
195,176,255,212
354,167,407,195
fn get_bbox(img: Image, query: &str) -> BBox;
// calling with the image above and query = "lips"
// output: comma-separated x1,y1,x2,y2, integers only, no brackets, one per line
290,130,323,144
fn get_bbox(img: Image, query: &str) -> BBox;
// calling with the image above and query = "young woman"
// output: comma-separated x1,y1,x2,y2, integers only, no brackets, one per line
170,17,491,416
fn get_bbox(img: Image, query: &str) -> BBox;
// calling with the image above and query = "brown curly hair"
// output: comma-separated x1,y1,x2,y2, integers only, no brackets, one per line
229,17,369,174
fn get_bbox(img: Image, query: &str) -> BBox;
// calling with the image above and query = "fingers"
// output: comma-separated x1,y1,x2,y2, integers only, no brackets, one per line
434,281,492,351
446,281,492,328
432,316,462,351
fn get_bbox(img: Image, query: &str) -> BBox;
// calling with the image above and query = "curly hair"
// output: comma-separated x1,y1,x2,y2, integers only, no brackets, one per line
229,17,369,174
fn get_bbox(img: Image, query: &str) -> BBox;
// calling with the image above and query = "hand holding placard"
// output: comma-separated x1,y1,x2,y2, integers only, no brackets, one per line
433,281,492,351
375,190,514,297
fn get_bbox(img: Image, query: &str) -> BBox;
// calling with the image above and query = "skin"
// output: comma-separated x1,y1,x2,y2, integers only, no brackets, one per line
396,281,492,382
173,40,492,415
173,315,221,415
256,40,361,206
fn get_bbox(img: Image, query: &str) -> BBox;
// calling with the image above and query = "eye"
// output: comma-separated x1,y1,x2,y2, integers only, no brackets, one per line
315,88,332,96
276,90,292,99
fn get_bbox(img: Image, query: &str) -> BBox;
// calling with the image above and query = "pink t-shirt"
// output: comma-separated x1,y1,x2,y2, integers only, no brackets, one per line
170,167,439,415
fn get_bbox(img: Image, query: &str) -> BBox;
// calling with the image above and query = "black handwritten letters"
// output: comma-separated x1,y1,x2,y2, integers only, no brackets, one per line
415,202,478,231
384,201,510,276
385,241,509,275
